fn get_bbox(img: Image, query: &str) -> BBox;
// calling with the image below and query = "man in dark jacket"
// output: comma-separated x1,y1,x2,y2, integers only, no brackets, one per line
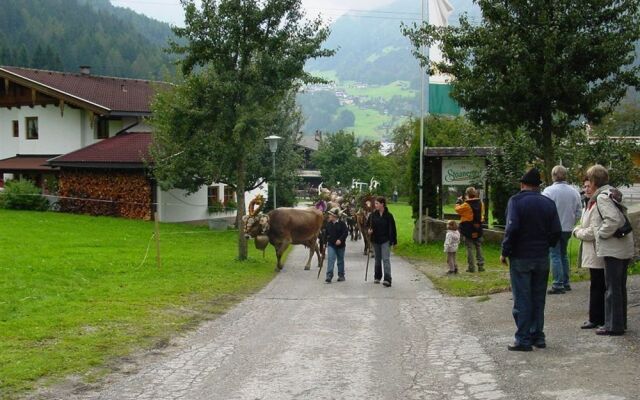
501,168,562,351
367,196,398,287
325,207,349,283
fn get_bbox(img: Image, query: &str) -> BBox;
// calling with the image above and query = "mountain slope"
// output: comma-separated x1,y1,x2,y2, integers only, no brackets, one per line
0,0,175,79
307,0,481,87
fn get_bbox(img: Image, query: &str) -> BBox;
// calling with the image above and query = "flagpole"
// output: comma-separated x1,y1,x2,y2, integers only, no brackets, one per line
418,0,427,243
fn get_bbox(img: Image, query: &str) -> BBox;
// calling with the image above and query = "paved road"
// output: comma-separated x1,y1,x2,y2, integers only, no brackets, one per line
31,242,638,400
37,243,506,400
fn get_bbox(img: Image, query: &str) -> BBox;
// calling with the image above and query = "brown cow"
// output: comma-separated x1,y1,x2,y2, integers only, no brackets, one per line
243,199,324,271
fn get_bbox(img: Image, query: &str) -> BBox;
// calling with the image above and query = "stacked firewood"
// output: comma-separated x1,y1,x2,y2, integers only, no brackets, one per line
58,170,152,220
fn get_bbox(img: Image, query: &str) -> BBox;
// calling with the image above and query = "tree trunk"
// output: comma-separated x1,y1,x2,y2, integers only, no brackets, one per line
541,113,555,185
236,155,248,260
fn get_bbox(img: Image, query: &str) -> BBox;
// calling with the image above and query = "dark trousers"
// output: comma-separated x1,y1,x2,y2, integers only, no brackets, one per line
588,268,605,326
509,257,550,346
603,257,629,332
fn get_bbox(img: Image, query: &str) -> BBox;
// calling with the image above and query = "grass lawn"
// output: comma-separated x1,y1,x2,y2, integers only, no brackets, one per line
341,104,392,140
342,80,416,101
0,210,276,398
388,202,638,297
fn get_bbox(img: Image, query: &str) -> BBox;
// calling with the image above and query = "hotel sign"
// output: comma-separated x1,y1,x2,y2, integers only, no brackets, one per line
442,158,485,186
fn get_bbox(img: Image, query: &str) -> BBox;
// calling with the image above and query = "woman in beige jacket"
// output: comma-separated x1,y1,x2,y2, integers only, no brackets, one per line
584,165,635,336
573,178,605,329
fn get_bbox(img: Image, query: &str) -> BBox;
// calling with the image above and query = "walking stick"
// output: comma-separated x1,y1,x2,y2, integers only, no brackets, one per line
365,233,371,281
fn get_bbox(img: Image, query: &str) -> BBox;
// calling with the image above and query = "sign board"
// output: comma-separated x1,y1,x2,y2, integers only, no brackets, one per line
442,158,485,186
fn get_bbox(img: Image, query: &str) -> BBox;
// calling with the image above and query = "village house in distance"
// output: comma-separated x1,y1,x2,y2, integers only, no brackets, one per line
0,65,264,222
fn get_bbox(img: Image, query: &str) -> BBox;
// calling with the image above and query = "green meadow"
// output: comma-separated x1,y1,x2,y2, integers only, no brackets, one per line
0,210,276,398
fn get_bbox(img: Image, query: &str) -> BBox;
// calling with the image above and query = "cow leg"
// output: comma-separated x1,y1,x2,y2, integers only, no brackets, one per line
275,241,290,271
304,243,314,270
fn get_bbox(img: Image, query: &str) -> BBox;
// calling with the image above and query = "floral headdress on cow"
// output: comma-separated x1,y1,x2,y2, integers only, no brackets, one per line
243,194,270,236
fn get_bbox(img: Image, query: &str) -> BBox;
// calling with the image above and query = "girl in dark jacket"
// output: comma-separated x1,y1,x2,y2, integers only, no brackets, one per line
367,196,398,287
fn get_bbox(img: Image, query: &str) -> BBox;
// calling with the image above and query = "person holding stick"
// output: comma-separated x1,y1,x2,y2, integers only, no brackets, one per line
324,207,349,283
367,196,397,287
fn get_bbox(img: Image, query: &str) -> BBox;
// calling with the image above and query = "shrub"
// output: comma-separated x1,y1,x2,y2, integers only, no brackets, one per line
1,180,49,211
224,199,237,210
208,200,224,214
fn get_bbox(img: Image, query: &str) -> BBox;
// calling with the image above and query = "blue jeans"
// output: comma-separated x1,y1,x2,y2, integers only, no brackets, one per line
326,245,345,280
509,257,550,346
550,232,572,289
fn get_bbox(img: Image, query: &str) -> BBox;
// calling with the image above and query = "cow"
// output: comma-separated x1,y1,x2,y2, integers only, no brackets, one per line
356,194,376,256
242,195,324,271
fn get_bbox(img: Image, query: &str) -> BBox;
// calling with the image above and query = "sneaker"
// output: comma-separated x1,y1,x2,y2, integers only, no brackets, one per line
466,268,475,273
337,276,345,282
373,279,381,284
507,343,533,352
478,267,485,272
446,270,455,275
581,321,599,329
564,285,572,291
547,287,565,295
325,278,332,284
382,280,391,287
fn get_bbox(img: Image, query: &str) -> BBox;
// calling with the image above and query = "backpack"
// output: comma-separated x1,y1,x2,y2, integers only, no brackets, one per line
594,189,633,238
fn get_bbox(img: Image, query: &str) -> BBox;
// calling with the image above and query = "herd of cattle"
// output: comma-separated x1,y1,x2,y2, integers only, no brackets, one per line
242,189,376,273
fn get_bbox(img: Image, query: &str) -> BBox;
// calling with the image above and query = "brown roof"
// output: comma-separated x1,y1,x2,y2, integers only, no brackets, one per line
48,132,153,169
0,66,170,114
0,155,60,173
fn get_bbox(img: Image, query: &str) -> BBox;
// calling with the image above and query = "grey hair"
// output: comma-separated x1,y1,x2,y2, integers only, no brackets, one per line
551,165,567,182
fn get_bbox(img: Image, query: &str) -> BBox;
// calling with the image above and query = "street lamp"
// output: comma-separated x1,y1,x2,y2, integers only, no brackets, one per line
265,135,282,209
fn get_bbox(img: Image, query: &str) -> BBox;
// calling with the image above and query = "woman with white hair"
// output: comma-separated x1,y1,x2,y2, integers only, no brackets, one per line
584,164,634,336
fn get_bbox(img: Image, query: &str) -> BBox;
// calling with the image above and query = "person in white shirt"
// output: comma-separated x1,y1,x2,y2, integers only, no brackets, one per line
542,165,582,294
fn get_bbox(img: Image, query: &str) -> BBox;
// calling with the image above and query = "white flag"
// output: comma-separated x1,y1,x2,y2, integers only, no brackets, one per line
428,0,454,66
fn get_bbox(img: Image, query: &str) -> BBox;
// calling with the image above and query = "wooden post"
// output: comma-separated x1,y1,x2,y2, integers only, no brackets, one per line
154,212,161,268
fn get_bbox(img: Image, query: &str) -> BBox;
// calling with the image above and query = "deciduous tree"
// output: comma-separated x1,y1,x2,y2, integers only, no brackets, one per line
151,0,332,260
404,0,640,179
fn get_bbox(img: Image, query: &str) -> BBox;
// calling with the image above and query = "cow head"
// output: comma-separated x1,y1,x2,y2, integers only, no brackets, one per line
242,213,270,238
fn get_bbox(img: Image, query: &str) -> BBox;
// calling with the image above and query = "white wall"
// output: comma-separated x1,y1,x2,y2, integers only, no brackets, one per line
157,186,210,222
0,105,84,158
156,183,268,223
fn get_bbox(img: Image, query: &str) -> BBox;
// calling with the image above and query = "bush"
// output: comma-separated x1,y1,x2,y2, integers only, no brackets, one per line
208,200,224,214
1,180,49,211
224,199,237,210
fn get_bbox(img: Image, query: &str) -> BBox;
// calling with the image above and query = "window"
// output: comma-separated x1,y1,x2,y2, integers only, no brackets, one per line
12,120,18,137
223,186,235,204
208,186,220,206
96,118,109,139
25,117,38,140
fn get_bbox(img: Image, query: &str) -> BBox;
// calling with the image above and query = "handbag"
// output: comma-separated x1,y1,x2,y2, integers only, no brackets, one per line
595,193,633,238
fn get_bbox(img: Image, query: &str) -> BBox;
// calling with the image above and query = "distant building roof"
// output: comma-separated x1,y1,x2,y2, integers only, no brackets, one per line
0,154,60,173
0,66,170,115
297,135,320,151
48,132,152,169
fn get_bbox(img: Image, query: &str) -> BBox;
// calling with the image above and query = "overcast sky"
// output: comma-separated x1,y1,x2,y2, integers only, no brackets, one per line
110,0,398,27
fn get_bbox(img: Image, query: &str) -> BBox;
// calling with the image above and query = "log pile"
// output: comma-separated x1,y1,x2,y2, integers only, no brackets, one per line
58,169,152,220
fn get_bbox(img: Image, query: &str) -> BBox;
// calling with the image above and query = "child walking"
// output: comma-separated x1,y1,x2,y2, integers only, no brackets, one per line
444,220,460,274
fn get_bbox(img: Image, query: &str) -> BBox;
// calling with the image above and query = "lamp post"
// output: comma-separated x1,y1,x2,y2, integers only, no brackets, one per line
265,135,282,209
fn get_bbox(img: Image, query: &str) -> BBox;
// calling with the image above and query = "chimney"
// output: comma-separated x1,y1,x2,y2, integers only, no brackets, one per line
79,65,91,75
